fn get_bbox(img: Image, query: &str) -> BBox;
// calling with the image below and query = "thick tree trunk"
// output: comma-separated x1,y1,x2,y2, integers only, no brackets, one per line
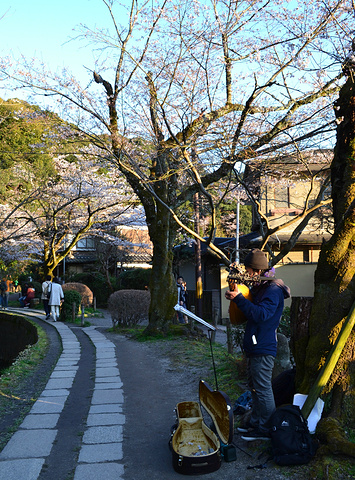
297,77,355,427
290,296,313,387
145,199,178,333
43,242,55,278
108,71,182,334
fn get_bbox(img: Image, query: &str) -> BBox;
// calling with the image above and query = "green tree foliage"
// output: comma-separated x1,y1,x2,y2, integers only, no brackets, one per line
118,268,152,291
0,98,57,198
215,204,252,237
60,289,82,322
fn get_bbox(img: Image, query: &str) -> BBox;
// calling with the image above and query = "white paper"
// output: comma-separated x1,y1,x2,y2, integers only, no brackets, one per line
293,393,324,434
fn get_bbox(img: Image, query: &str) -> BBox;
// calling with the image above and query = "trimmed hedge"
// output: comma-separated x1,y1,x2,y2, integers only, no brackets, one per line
62,283,93,307
68,273,116,307
108,289,150,327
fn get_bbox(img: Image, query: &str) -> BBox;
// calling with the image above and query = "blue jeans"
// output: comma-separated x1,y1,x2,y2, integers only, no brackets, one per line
1,293,8,308
177,303,186,323
247,355,276,432
43,299,50,316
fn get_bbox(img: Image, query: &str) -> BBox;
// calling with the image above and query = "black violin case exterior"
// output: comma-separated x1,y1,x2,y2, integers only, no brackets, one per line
170,380,234,475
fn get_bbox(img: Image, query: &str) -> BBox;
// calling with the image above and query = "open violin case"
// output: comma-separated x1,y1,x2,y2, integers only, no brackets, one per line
170,380,234,475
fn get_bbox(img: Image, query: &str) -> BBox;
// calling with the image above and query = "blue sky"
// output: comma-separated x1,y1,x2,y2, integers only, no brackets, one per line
1,0,114,92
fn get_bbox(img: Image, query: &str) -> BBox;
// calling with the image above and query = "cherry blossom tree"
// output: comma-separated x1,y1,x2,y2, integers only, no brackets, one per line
0,138,142,277
0,97,144,276
1,0,354,332
20,154,140,277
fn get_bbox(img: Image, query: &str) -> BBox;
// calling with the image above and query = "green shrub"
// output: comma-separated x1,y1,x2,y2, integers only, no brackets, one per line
118,268,151,290
279,306,291,338
232,325,245,352
68,272,116,307
108,289,150,327
32,281,42,298
60,290,82,322
62,283,93,307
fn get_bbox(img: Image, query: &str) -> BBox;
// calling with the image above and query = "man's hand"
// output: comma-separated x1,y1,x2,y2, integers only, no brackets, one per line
225,288,240,301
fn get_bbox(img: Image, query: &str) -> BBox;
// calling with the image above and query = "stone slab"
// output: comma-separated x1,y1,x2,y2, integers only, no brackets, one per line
59,341,79,347
96,361,117,368
95,346,115,352
0,458,45,480
89,404,123,414
30,396,66,414
95,351,116,359
78,443,123,463
95,368,120,378
41,389,70,397
86,413,125,426
55,360,79,367
53,366,79,372
50,370,77,378
91,389,123,404
82,425,123,444
45,378,74,389
61,354,81,359
20,414,60,429
95,376,121,383
74,462,124,480
0,429,57,459
95,382,123,390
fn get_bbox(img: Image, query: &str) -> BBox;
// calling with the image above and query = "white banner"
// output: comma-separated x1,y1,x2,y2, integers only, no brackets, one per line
174,304,216,331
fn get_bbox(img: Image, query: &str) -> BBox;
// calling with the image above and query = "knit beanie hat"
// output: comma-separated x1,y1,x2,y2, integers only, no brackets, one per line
243,249,268,270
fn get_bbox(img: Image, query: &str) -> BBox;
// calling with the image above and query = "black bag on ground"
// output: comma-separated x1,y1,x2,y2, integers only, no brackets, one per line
269,404,316,466
272,368,296,407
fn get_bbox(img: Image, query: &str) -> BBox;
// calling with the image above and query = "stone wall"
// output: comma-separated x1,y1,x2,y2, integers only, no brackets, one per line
0,313,38,371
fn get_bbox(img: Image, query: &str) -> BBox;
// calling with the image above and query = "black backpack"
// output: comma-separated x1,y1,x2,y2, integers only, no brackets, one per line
269,404,316,466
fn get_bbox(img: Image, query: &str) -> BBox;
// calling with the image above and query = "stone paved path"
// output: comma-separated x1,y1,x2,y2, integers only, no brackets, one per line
0,310,125,480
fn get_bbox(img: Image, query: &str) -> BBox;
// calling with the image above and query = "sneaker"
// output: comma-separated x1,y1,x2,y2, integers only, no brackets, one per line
237,424,254,433
241,429,270,441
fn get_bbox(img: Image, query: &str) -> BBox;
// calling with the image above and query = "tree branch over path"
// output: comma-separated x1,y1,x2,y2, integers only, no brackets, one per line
1,0,353,329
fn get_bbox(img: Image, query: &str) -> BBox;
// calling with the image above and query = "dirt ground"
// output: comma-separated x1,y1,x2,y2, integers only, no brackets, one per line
104,330,312,480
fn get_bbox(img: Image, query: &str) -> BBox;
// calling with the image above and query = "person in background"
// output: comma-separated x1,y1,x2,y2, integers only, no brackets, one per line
19,283,29,307
176,276,188,324
20,284,35,308
225,249,291,441
41,275,52,320
48,277,64,322
10,280,15,293
0,277,9,310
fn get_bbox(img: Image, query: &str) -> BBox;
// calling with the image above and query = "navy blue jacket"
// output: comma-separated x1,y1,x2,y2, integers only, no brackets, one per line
232,279,291,357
